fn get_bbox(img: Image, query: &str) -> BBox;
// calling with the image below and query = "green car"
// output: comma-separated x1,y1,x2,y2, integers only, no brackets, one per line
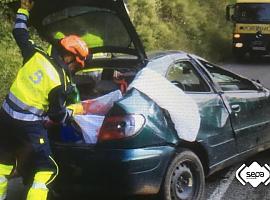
28,0,270,199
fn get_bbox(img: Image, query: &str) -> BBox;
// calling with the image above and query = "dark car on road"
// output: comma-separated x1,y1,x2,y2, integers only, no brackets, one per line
24,0,270,199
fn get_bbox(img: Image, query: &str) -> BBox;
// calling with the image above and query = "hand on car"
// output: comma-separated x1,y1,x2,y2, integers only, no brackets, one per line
21,0,34,11
67,103,85,115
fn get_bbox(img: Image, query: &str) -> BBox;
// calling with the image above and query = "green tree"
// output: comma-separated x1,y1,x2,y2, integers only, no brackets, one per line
128,0,236,60
0,0,237,102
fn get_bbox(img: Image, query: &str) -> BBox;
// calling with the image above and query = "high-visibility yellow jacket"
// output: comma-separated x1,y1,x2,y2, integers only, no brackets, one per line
3,8,71,122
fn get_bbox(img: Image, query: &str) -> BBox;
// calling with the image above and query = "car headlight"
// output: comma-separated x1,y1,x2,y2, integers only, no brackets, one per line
235,43,243,48
234,33,241,39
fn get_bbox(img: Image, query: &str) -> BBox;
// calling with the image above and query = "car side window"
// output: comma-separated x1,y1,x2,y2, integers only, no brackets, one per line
166,61,210,92
201,61,257,91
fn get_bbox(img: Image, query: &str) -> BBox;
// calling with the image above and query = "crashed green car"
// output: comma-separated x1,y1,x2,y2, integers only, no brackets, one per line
25,0,270,199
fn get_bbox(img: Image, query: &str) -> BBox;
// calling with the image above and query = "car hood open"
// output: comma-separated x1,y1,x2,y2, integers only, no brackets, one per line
29,0,147,69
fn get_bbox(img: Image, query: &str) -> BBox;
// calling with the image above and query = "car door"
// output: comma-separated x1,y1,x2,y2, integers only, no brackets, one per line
253,84,270,146
201,61,267,153
165,59,237,166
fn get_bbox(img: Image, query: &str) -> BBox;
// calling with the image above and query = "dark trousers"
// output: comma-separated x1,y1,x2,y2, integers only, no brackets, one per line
0,108,56,184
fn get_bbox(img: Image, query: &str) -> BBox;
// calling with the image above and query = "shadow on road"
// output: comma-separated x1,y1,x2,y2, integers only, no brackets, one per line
51,194,158,200
206,149,270,183
233,56,270,65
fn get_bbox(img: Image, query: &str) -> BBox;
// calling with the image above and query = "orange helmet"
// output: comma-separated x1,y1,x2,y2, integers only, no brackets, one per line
60,35,89,67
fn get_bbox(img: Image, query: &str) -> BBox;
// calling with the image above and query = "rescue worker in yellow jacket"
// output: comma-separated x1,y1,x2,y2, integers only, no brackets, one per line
0,0,89,199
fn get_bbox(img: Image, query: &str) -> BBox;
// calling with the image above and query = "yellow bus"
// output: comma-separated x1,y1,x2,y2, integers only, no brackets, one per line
226,0,270,59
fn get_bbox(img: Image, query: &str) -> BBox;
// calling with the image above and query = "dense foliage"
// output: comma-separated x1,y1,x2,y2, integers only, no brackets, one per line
0,0,235,102
127,0,236,59
0,1,21,103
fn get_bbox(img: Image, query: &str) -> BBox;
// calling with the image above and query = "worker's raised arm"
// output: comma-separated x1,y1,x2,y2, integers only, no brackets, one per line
12,0,36,63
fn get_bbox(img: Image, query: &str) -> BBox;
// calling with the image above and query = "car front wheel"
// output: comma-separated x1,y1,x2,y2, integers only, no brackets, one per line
162,150,205,200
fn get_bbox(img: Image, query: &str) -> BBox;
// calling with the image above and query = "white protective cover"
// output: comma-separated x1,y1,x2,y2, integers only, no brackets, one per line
82,90,123,115
128,68,201,142
74,115,105,144
73,90,123,143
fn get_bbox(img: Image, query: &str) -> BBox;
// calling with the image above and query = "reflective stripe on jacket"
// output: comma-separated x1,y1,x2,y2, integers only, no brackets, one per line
2,100,43,121
9,52,62,115
5,51,69,121
7,8,72,122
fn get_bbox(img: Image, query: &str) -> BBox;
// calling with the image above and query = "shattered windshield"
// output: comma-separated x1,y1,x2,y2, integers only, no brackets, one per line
234,3,270,23
42,6,132,49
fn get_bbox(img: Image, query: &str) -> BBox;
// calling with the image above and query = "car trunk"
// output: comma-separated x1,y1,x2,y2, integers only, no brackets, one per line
26,0,148,146
48,72,135,146
30,0,147,69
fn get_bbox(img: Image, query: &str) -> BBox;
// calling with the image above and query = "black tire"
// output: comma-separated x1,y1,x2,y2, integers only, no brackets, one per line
162,150,205,200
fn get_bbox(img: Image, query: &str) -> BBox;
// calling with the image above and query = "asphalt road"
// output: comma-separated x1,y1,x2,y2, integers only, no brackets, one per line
7,57,270,200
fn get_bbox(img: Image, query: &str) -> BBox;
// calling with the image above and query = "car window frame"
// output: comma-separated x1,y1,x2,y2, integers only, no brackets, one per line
197,60,260,94
165,59,213,94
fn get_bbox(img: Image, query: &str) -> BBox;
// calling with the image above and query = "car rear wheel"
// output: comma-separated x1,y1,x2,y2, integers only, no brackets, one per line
162,150,205,200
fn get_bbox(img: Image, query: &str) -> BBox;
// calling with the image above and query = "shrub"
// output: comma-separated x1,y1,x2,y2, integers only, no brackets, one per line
128,0,236,61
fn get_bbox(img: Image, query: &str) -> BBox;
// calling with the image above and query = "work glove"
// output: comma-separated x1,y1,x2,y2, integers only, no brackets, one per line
67,103,85,115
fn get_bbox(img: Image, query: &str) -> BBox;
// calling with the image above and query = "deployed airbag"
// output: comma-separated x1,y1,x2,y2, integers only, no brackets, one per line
128,68,201,142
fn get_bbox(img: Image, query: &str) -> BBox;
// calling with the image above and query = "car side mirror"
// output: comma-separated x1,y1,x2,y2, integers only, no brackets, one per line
252,80,264,92
257,85,265,92
226,4,235,21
